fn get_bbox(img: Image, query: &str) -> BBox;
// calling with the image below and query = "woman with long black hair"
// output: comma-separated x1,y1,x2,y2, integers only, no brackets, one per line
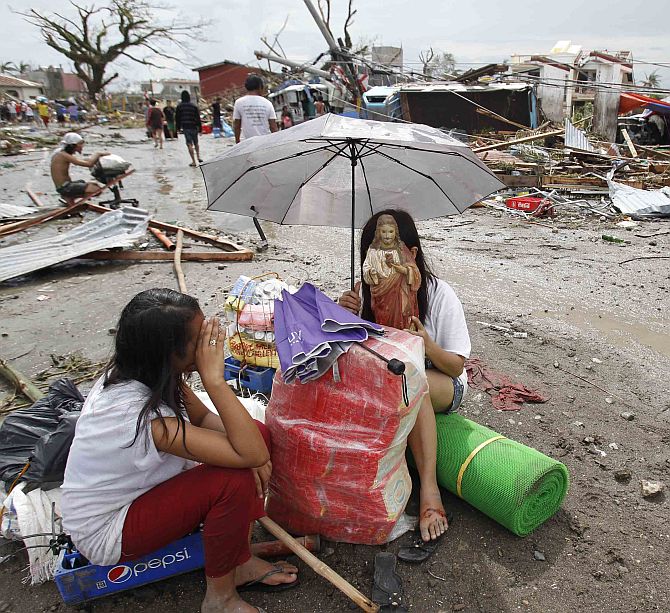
339,209,471,544
62,288,297,613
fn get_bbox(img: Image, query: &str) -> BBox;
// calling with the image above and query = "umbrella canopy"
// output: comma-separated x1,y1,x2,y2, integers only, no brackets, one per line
202,113,503,228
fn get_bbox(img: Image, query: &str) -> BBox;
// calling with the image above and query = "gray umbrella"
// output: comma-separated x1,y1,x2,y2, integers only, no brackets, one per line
201,113,504,284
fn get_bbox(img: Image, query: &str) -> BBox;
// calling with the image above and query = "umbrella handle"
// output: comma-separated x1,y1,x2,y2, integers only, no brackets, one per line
358,344,409,406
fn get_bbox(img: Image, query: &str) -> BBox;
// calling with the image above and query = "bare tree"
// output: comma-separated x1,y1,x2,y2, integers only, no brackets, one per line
418,47,435,77
418,48,457,79
18,0,209,100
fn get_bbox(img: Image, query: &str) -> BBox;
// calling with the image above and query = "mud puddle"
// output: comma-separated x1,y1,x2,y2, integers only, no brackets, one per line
533,307,670,358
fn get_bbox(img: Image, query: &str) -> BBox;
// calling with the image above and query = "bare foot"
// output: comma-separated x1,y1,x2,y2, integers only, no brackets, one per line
419,488,449,542
235,555,298,587
201,592,260,613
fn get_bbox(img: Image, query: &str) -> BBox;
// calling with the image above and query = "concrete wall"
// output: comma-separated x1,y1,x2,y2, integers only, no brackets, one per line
593,63,621,142
538,65,568,122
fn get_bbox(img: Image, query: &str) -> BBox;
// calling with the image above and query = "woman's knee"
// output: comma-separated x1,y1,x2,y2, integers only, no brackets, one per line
199,464,257,503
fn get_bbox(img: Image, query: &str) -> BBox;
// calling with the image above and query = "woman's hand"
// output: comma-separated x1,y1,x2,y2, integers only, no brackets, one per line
338,281,361,314
405,316,434,355
195,317,226,388
253,460,272,498
391,263,408,275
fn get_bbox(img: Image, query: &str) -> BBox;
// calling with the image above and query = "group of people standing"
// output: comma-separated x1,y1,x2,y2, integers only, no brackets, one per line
1,99,82,128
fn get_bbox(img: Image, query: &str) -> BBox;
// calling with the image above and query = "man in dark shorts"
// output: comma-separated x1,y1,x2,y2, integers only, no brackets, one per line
175,90,202,167
50,133,109,199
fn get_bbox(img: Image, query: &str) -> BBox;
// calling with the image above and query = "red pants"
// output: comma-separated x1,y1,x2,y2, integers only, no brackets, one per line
119,420,270,578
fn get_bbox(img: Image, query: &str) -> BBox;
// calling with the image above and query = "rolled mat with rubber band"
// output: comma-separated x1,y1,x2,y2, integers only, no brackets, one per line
435,413,569,536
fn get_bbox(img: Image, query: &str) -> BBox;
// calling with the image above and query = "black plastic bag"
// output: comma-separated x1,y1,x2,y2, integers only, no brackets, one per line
0,378,83,491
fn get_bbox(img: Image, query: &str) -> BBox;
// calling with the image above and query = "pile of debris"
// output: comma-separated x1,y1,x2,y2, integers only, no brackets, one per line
0,192,254,285
471,118,670,220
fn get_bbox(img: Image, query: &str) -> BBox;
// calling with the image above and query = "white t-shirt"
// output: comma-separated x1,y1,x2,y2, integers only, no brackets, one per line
232,95,276,140
423,278,471,390
61,376,191,566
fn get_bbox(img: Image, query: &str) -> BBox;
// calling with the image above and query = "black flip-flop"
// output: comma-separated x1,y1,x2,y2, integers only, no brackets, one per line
372,552,407,611
397,512,454,564
238,565,299,593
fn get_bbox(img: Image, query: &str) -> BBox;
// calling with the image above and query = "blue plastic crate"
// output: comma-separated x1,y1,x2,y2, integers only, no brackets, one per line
54,532,204,605
224,357,275,394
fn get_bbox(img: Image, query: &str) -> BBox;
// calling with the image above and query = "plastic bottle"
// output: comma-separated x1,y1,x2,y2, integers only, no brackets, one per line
602,235,625,244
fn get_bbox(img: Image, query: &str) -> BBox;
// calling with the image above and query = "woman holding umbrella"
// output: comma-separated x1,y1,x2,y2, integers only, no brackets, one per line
339,209,471,544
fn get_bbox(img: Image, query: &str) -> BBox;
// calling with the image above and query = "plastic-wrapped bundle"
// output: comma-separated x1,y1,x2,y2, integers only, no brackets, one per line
434,413,569,536
266,328,427,544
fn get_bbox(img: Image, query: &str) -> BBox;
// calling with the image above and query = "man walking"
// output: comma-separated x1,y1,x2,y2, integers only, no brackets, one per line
232,75,278,250
175,90,202,167
146,99,164,149
211,97,222,132
233,75,277,143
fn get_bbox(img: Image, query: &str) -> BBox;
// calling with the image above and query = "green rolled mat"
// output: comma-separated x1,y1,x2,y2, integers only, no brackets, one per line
434,413,569,536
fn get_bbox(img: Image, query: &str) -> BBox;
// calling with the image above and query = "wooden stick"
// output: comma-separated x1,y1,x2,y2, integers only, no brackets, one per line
0,358,44,403
621,128,639,158
81,250,253,262
174,229,188,293
251,535,320,558
473,129,564,153
258,517,379,613
25,188,46,208
475,107,529,130
149,227,176,251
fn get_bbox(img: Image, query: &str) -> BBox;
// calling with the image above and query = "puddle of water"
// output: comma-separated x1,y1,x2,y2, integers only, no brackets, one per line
533,308,670,359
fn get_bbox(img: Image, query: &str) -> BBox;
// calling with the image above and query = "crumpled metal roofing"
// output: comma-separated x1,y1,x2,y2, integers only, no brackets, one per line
607,170,670,218
0,203,37,219
0,207,149,283
564,118,597,152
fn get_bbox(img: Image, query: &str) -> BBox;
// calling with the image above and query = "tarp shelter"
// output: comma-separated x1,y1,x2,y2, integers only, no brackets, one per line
397,83,537,132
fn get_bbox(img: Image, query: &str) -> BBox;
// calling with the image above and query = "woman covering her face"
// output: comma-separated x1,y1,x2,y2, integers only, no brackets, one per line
61,288,298,613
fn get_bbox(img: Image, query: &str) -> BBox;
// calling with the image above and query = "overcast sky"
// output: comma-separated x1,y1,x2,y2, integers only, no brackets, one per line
1,0,668,88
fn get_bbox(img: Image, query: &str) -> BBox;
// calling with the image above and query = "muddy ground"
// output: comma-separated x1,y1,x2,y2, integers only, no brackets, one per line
0,126,669,613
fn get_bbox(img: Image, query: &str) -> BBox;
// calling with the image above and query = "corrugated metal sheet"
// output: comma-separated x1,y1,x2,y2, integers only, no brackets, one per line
0,203,37,219
0,207,149,283
564,118,597,152
608,172,670,218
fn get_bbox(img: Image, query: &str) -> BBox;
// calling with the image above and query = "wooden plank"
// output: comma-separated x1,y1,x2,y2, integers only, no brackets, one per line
0,201,83,238
472,129,564,153
541,175,645,189
621,129,639,158
497,174,540,188
81,250,254,262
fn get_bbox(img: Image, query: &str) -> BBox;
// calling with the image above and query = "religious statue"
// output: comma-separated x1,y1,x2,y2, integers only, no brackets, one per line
362,214,421,330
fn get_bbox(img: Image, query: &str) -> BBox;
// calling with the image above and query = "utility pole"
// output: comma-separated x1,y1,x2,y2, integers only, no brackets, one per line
302,0,363,107
254,50,331,80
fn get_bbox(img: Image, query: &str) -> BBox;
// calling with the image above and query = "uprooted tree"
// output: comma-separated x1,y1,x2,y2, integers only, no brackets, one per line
18,0,209,101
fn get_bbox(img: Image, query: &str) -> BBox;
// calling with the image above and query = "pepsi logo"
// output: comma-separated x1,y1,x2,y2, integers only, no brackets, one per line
107,565,132,583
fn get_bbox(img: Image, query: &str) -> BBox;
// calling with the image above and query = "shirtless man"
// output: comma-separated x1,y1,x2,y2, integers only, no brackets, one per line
50,132,109,199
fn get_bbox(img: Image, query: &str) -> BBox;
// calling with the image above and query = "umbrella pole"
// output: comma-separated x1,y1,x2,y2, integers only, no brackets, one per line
350,142,357,290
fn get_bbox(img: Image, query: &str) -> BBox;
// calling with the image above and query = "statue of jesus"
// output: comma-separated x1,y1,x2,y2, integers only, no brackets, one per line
362,214,421,330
